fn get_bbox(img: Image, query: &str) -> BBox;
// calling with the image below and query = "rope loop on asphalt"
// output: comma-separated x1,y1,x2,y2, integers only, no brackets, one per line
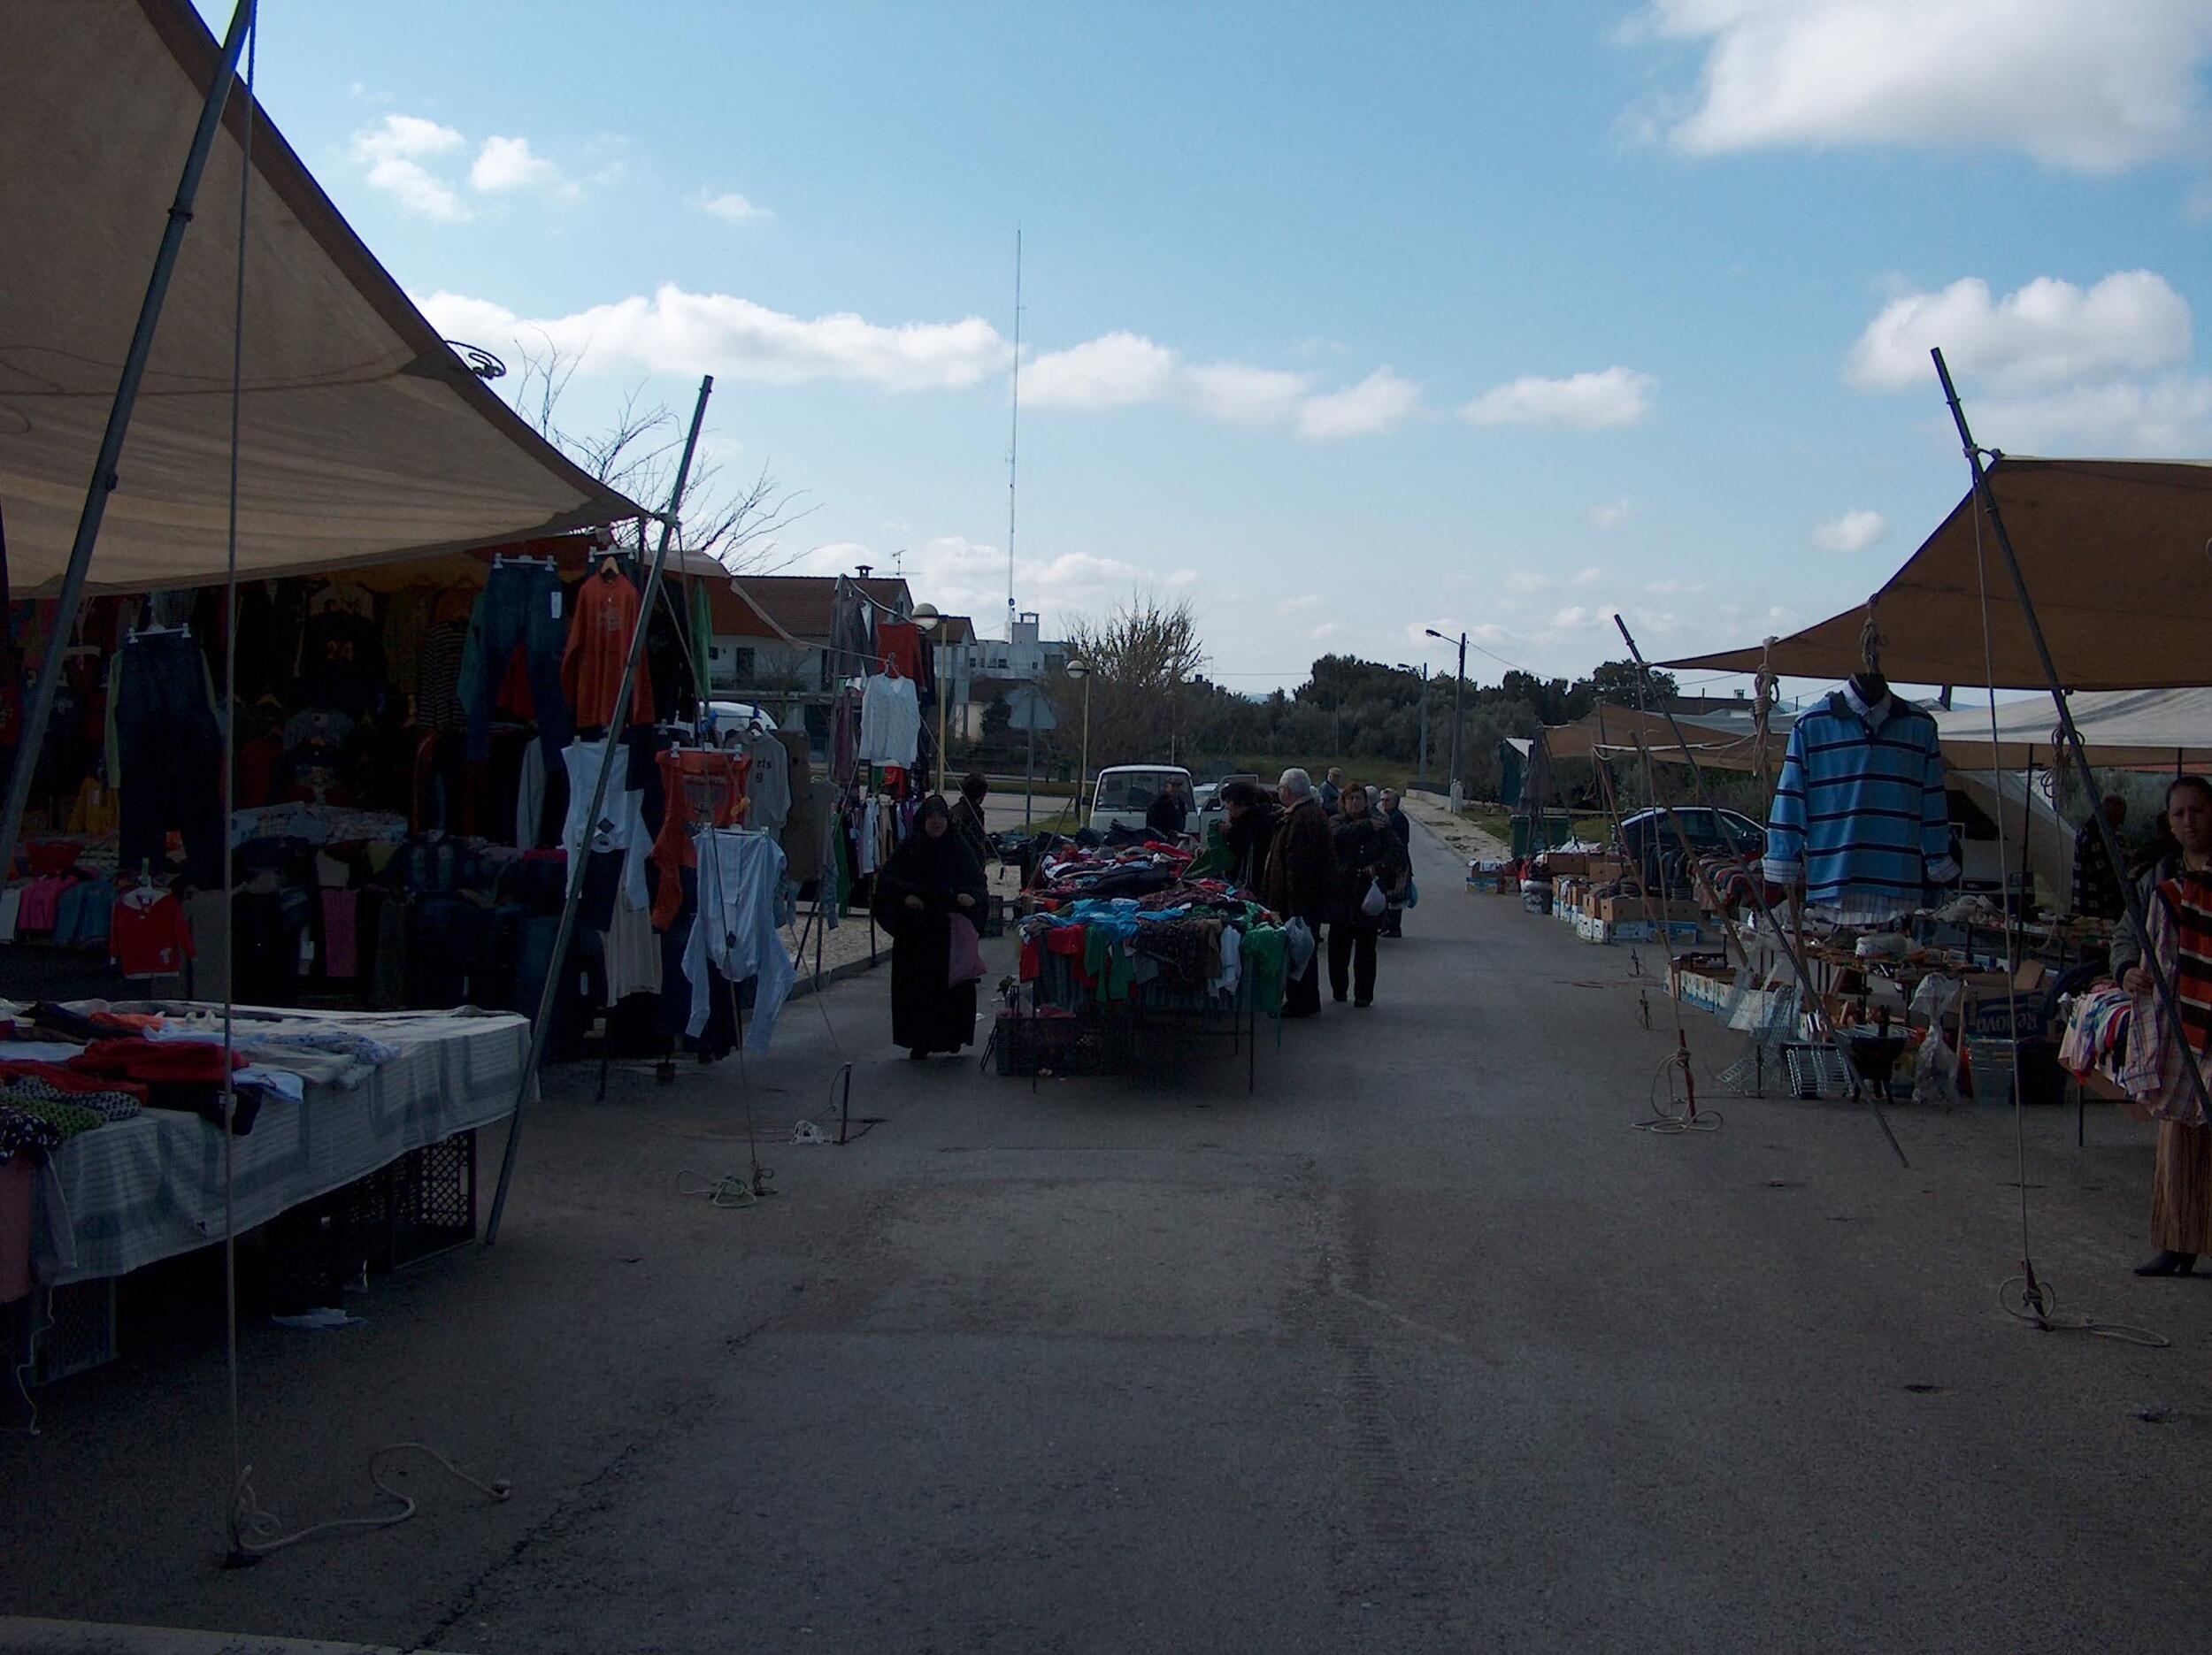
229,1442,511,1559
1997,1276,2170,1348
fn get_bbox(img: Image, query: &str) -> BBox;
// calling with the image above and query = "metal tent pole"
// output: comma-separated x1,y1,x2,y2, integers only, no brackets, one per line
0,0,258,885
1930,347,2212,1139
485,374,714,1246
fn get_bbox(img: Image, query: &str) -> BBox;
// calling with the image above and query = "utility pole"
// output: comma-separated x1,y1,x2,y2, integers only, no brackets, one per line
1425,628,1467,793
1417,663,1430,787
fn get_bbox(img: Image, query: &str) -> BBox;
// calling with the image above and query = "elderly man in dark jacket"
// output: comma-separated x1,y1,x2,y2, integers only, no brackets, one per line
1263,768,1333,1019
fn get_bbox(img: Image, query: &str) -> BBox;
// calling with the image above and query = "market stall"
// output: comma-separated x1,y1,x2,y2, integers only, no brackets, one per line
1006,836,1289,1091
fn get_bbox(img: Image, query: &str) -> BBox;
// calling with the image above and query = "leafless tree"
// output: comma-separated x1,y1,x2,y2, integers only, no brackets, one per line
1049,594,1208,769
512,337,818,572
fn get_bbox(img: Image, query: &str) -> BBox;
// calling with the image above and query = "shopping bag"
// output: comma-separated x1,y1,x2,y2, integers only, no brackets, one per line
1360,878,1387,918
947,914,986,985
1284,916,1316,980
1404,878,1420,909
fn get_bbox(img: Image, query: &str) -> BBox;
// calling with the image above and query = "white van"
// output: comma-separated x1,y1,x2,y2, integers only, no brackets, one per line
1087,765,1195,836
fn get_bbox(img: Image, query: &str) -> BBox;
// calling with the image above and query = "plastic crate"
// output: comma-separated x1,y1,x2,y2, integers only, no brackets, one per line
991,1010,1136,1077
342,1131,478,1271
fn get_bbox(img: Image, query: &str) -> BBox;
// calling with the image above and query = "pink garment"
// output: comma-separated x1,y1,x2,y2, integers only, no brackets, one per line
320,890,359,979
16,874,74,933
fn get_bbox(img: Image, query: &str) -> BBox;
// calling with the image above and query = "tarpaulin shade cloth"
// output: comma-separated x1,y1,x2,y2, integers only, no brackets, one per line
1664,457,2212,692
0,0,644,594
1536,705,1786,774
1932,688,2212,770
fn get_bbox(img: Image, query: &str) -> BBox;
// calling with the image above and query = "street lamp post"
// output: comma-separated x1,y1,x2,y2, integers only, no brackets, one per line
1425,627,1467,802
1064,656,1093,830
912,602,946,796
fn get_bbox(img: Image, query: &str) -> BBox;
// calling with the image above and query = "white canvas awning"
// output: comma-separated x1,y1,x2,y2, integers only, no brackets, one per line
0,0,645,596
1932,689,2212,770
1663,456,2212,692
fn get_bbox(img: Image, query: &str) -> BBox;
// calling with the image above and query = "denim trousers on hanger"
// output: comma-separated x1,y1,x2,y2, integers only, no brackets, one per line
116,630,223,885
466,560,572,764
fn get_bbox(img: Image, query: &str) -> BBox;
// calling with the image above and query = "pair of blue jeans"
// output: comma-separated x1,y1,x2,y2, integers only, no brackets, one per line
466,560,572,764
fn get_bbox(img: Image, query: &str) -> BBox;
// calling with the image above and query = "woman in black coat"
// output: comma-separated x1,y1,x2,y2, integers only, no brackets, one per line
872,795,990,1059
1327,784,1407,1007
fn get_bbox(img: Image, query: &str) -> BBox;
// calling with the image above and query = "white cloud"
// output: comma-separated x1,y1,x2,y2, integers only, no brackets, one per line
1164,569,1202,589
472,135,563,195
1972,378,2212,457
1470,623,1511,645
1847,272,2191,392
1573,565,1606,586
1811,509,1887,553
1551,605,1594,629
1504,570,1551,594
1025,333,1412,439
1643,577,1708,596
1632,0,2212,174
1310,623,1347,643
1588,498,1632,530
1295,368,1421,440
697,190,772,223
350,113,469,221
1278,594,1323,615
414,286,1011,392
1461,366,1655,429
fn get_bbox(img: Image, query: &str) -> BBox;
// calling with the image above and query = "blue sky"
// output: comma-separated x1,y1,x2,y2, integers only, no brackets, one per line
198,0,2212,694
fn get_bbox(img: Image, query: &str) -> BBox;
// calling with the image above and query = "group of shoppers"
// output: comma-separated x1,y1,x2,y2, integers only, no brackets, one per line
872,764,1417,1057
1251,768,1412,1017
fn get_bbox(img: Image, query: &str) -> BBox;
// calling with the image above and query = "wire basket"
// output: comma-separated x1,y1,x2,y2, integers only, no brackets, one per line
990,1009,1137,1077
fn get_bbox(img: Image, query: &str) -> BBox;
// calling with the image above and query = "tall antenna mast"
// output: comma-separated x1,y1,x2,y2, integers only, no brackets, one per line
1007,227,1022,641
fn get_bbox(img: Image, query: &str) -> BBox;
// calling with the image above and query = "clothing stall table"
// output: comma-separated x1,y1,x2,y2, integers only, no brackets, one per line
27,1003,529,1287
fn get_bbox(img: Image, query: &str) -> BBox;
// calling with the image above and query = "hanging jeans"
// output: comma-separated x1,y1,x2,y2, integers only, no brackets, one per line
116,631,223,885
466,560,572,764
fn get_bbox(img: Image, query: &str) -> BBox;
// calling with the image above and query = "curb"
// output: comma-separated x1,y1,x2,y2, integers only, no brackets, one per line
0,1620,474,1655
784,950,880,1001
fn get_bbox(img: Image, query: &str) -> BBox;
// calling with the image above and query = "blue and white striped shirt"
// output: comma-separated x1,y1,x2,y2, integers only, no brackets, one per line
1765,687,1957,908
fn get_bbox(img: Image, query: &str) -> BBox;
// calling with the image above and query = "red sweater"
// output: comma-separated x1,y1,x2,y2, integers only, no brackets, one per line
561,571,655,731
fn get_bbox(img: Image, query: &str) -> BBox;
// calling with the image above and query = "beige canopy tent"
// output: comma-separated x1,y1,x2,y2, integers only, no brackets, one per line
1663,457,2212,691
1932,688,2212,770
0,0,645,595
1536,705,1787,774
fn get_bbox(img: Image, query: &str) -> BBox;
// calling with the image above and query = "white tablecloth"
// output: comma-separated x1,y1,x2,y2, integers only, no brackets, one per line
31,1005,531,1284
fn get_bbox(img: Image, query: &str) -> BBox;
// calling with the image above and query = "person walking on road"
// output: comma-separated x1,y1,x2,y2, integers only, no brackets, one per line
1378,787,1413,938
1263,768,1333,1020
1145,777,1190,841
951,771,994,872
1327,781,1406,1008
872,795,990,1061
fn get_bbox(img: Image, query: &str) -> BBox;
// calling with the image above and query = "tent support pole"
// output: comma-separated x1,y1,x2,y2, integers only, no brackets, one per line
0,0,257,887
1614,616,1904,1165
1932,347,2212,1152
486,373,715,1246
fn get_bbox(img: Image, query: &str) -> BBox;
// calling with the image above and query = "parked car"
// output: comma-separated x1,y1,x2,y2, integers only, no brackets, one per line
702,701,780,743
1087,764,1196,835
1617,805,1764,893
1198,772,1261,813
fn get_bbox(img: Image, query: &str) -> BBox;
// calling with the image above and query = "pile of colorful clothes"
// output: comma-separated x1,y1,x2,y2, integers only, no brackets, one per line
1018,843,1290,1015
2058,985,2134,1086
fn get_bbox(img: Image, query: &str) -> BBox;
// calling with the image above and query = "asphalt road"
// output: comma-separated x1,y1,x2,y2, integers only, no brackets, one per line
6,818,2212,1652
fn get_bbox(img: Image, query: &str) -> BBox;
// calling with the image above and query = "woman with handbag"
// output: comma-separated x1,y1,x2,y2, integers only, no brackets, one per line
1327,783,1406,1008
872,794,990,1059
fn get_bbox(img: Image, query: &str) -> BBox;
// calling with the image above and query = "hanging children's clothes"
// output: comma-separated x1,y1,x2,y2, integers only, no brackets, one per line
560,738,652,916
562,566,656,731
681,829,796,1051
743,731,794,838
649,748,751,931
856,673,920,768
111,885,195,979
1764,684,1956,922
